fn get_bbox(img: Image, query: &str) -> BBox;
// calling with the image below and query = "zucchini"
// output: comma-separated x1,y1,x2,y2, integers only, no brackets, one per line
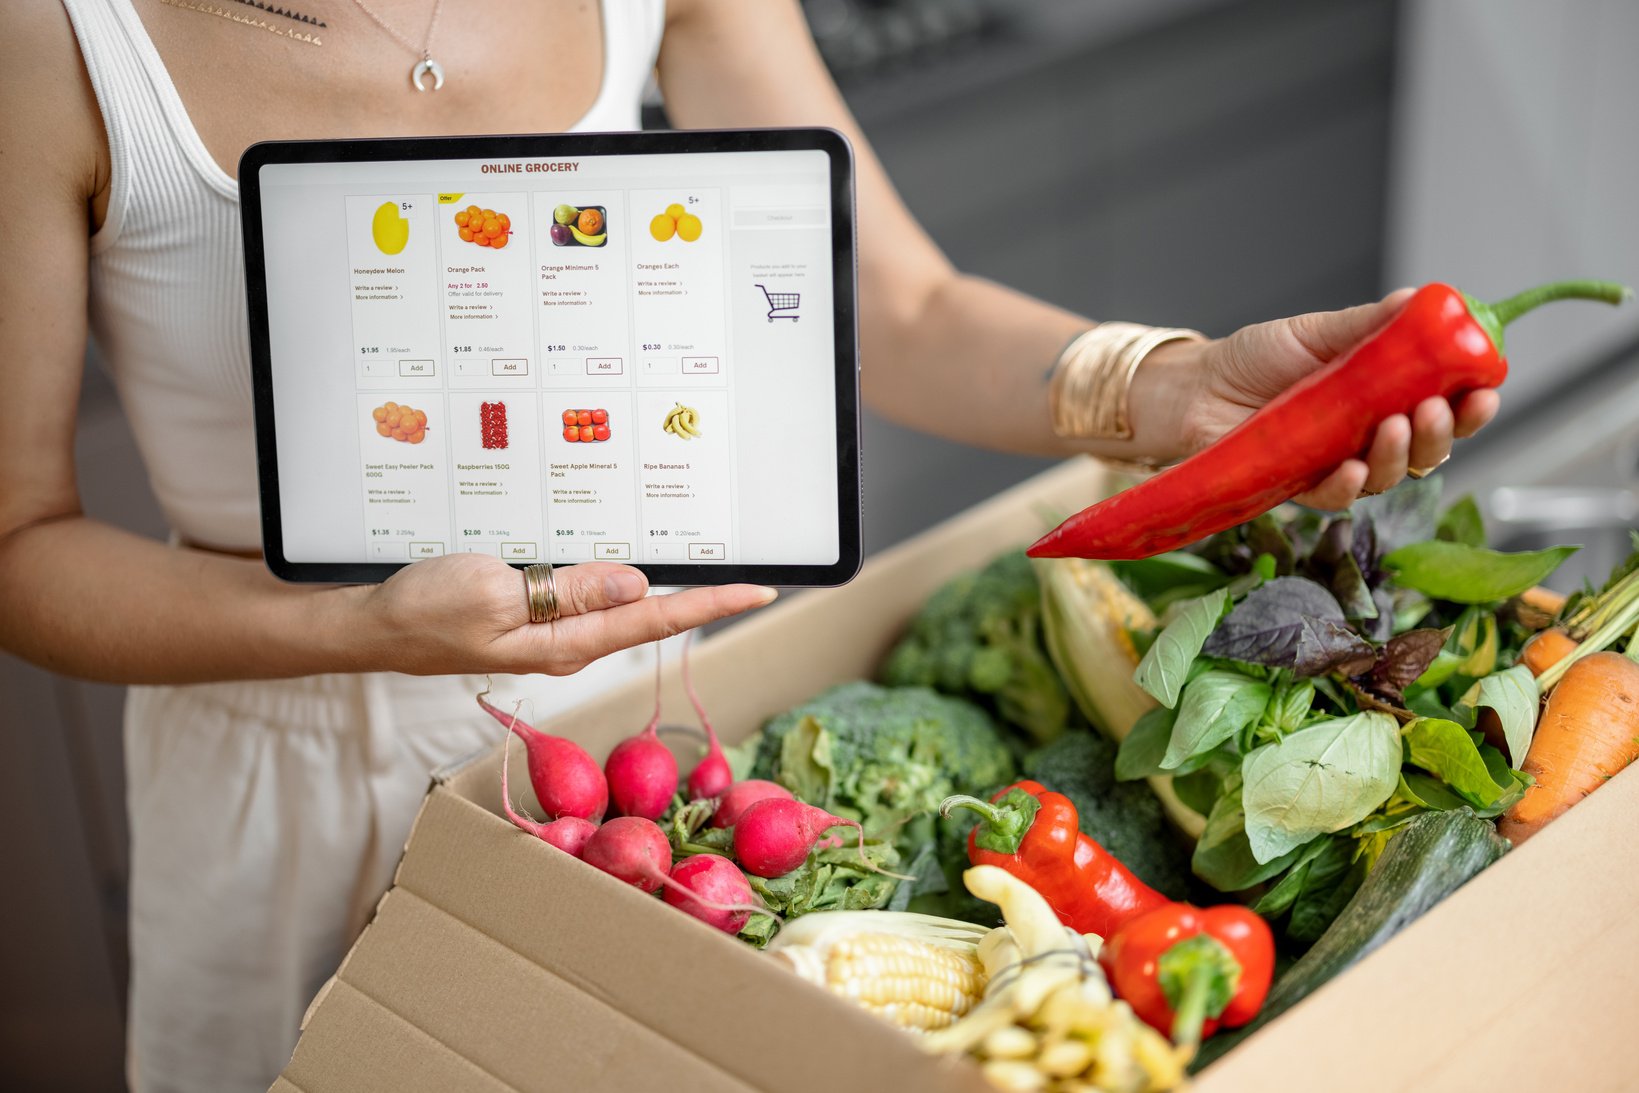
1192,809,1508,1071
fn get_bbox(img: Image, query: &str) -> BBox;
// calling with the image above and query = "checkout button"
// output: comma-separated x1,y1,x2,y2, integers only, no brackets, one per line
687,543,726,561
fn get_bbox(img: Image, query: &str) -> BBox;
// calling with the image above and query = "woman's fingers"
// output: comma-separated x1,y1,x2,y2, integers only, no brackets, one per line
1293,459,1368,511
1360,413,1411,495
503,584,777,674
539,562,650,618
1407,397,1455,474
1453,388,1500,438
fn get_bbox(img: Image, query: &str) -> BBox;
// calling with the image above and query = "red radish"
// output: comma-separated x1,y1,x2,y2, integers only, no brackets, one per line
581,822,776,932
478,692,607,822
664,855,771,934
682,632,732,800
497,717,598,857
604,648,679,819
710,779,795,828
733,798,887,879
582,817,674,892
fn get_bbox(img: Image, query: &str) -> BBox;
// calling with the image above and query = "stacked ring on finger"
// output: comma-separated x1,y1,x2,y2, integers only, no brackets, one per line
1406,453,1452,480
524,563,560,624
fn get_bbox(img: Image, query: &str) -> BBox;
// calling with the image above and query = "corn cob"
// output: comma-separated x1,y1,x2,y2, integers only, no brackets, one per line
768,911,990,1032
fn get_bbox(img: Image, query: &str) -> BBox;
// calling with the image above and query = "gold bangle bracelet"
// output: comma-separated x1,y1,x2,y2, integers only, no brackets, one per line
1049,323,1205,442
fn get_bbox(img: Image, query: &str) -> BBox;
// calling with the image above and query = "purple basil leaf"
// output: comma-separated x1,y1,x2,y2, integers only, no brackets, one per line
1350,516,1381,580
1364,627,1452,702
1203,577,1346,667
1293,616,1378,677
1331,550,1378,622
1365,587,1398,642
1246,514,1297,576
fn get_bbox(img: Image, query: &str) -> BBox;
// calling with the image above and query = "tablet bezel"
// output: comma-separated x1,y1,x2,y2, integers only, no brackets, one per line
240,128,861,587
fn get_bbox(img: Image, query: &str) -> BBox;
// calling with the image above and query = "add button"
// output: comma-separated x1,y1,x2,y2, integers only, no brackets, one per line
399,359,436,377
593,542,631,561
409,542,445,559
491,358,529,376
687,543,726,561
501,542,538,561
585,357,624,375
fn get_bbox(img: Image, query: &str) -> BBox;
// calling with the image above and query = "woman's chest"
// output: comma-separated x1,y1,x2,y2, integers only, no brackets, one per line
135,0,609,181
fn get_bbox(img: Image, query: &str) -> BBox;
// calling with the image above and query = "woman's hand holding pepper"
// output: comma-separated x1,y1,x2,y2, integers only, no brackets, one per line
1132,289,1501,510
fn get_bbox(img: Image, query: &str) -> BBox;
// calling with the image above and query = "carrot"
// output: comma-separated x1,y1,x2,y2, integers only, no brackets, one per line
1498,651,1639,845
1515,585,1568,631
1520,627,1580,681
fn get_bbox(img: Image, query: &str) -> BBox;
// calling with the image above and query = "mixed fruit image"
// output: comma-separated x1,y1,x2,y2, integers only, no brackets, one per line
371,401,428,444
551,204,607,247
370,201,409,255
649,202,703,243
662,402,702,440
561,407,612,443
454,204,512,249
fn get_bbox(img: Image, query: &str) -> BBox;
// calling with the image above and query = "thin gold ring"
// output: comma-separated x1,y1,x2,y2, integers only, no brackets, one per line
524,563,560,624
1406,454,1452,480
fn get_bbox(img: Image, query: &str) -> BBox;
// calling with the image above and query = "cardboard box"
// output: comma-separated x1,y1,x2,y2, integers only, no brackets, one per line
276,458,1639,1092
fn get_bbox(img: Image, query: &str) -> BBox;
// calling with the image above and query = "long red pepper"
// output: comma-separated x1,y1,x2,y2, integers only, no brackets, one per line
1028,279,1631,561
940,781,1171,939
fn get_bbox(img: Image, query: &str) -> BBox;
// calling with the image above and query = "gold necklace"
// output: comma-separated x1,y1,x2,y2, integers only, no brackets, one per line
348,0,445,91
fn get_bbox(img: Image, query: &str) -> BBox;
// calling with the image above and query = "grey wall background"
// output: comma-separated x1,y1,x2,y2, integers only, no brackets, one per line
4,0,1634,1087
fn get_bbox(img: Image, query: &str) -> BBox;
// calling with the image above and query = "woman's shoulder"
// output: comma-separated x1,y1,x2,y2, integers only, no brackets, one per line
2,1,109,222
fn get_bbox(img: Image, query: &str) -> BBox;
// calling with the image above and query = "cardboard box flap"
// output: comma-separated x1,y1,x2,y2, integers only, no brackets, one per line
280,977,516,1093
1196,763,1639,1092
394,786,994,1093
342,884,762,1093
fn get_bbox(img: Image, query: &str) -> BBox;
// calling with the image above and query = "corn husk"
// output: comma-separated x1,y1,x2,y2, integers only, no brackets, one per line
1035,557,1205,839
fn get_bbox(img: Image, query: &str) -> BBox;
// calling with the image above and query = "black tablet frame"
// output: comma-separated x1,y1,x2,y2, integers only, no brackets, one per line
240,128,861,586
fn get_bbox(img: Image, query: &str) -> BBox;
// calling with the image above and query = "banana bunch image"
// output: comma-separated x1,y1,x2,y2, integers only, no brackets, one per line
662,403,702,440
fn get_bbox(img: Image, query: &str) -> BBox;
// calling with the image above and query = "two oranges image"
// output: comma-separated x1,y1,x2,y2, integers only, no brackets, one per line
649,203,703,244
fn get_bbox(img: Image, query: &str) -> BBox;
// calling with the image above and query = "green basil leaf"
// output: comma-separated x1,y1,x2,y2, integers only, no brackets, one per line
1164,670,1273,769
1252,837,1333,917
1413,648,1464,692
1383,541,1579,604
1192,782,1305,891
1399,771,1472,811
1270,680,1317,734
1404,717,1505,807
1437,495,1487,548
1172,767,1226,816
1109,552,1229,604
1468,665,1540,767
1241,712,1402,864
1135,588,1230,708
1453,610,1499,679
1115,707,1175,781
1287,838,1366,943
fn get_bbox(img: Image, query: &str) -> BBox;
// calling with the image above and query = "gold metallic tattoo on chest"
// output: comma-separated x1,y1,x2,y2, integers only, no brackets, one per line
155,0,324,45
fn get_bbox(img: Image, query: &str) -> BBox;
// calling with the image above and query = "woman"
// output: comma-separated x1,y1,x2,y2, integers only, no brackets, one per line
0,1,1496,1089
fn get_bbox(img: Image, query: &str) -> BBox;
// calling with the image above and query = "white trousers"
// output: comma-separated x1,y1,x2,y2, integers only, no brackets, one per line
122,651,649,1093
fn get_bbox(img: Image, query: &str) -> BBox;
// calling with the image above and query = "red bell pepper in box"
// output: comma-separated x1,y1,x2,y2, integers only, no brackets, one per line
1028,279,1632,561
942,780,1275,1045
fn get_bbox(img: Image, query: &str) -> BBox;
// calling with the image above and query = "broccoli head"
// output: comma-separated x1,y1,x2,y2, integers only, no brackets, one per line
745,681,1015,890
880,550,1071,745
1023,730,1198,901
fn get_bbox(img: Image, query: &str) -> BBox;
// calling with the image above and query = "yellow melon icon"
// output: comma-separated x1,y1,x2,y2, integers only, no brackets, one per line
371,201,410,255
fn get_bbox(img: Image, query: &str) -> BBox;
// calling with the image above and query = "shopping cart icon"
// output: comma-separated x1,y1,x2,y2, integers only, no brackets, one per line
755,283,800,322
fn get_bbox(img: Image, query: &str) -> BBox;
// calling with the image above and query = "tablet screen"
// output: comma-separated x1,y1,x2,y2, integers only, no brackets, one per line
242,130,859,585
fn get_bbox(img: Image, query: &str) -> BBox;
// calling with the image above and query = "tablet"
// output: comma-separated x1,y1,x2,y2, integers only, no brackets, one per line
240,129,860,586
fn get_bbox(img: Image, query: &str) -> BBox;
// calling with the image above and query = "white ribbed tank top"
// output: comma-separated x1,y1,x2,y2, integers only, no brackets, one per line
61,0,666,550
